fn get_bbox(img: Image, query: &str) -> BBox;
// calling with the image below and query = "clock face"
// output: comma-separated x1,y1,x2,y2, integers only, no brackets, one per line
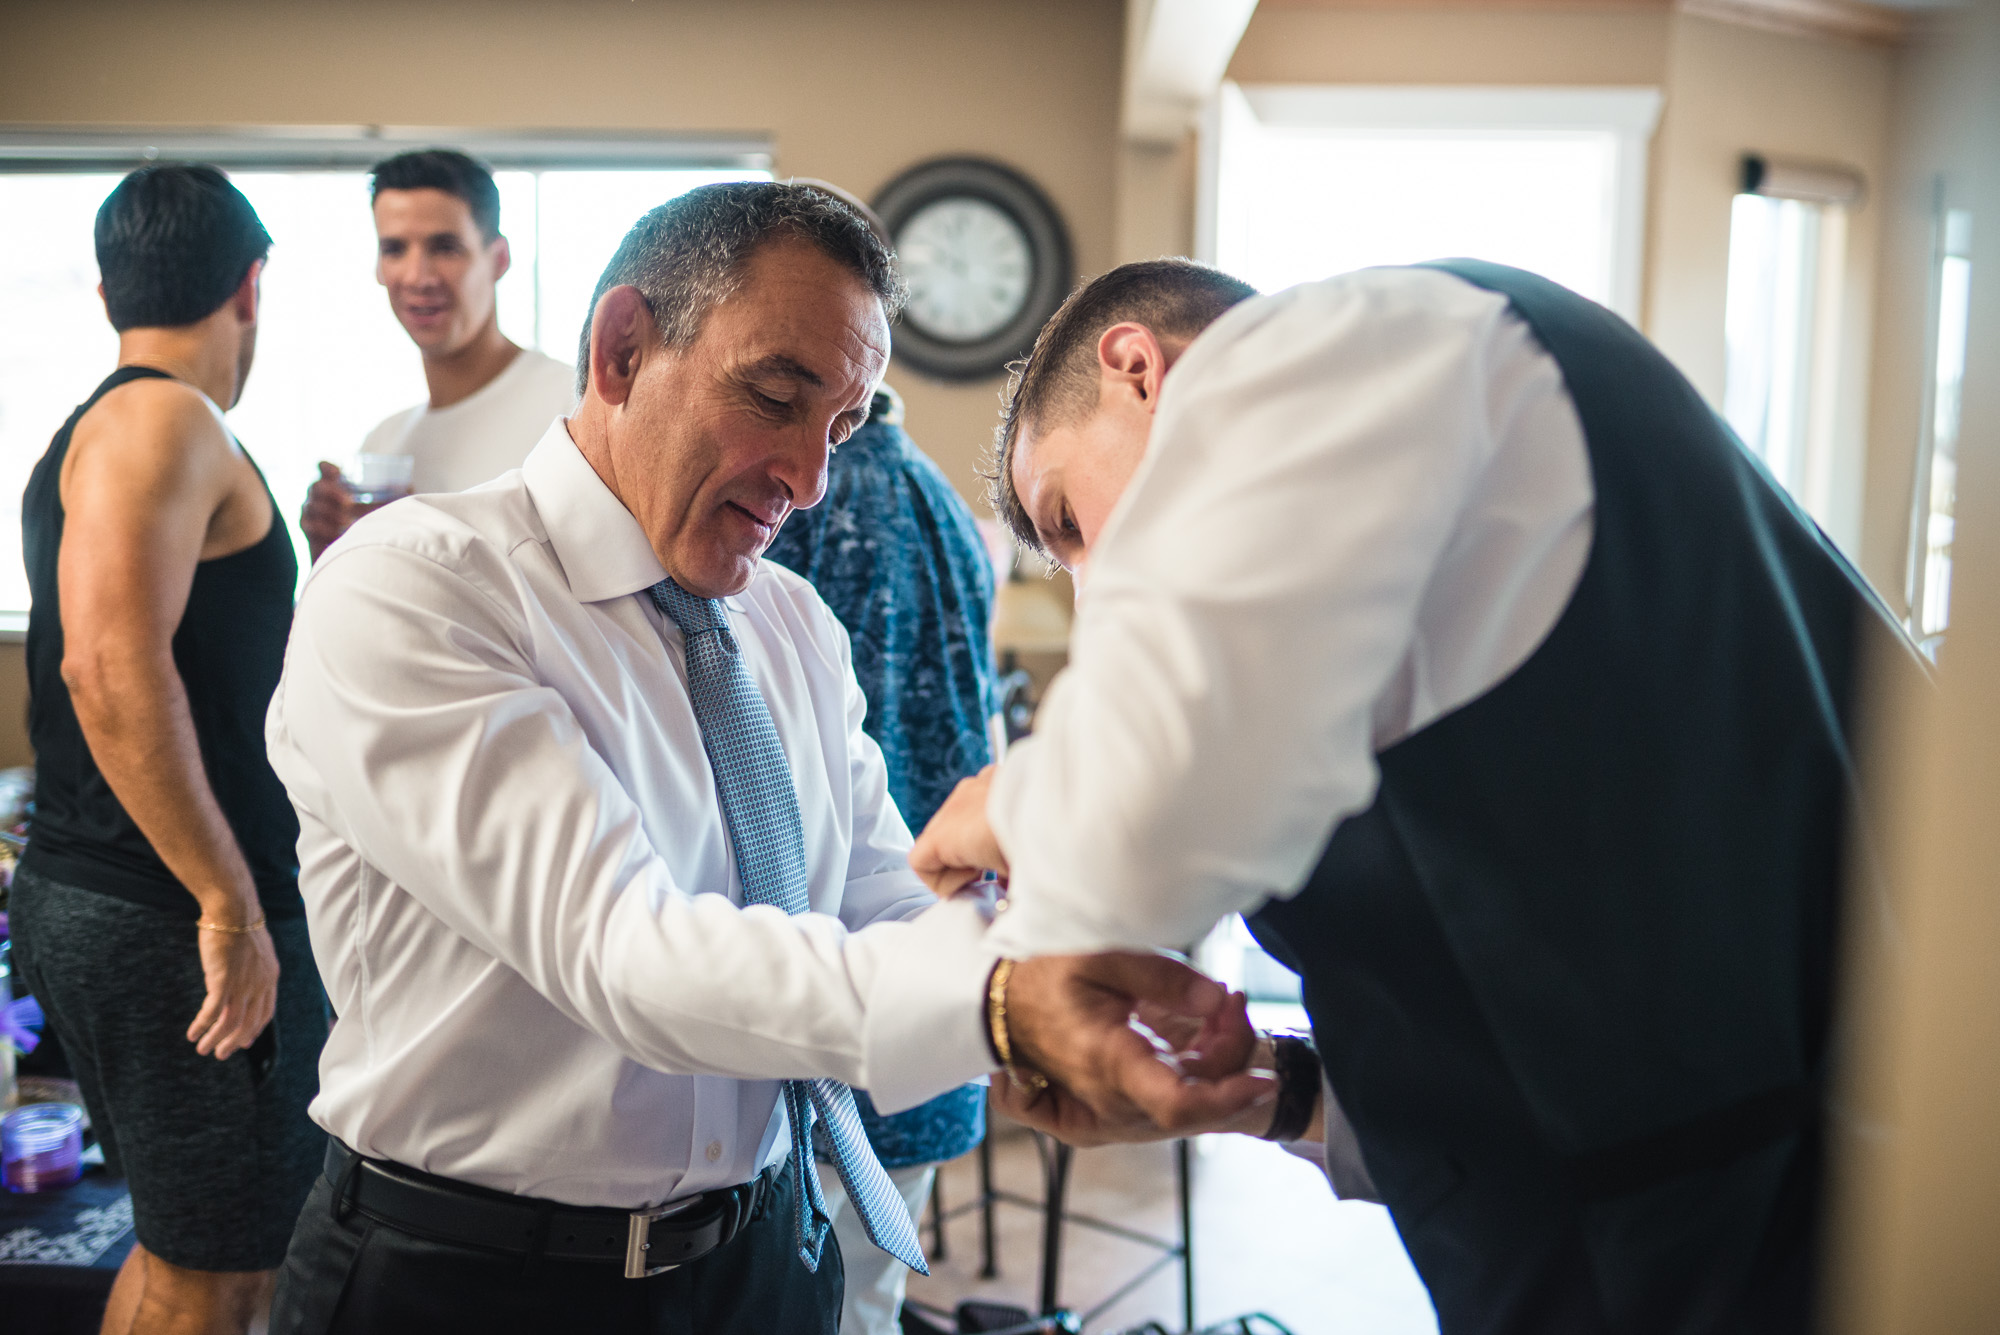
897,197,1035,344
872,158,1071,381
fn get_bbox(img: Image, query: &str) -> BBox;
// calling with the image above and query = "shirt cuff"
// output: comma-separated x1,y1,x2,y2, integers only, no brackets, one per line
1317,1073,1382,1203
856,893,998,1113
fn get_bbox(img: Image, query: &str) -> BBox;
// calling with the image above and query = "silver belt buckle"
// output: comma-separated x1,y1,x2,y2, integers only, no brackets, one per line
624,1197,697,1279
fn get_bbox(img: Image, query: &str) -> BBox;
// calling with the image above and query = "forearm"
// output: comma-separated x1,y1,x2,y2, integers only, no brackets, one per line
594,888,994,1105
67,643,258,920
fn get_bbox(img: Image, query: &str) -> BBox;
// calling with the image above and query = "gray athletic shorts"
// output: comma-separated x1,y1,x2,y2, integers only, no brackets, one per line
9,866,328,1272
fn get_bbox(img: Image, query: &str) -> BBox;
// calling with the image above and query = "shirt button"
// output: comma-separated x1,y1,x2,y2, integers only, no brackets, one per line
705,1140,723,1164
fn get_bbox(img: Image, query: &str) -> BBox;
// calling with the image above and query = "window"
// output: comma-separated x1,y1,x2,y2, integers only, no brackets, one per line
1203,85,1662,320
1195,913,1307,1034
1721,192,1849,530
0,132,769,623
1904,205,1974,650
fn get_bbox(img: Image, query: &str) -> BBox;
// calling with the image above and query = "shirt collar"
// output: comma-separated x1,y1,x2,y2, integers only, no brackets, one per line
520,419,752,612
521,419,669,604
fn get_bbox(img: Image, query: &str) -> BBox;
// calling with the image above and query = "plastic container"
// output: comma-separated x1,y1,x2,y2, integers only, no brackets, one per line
3,1102,84,1193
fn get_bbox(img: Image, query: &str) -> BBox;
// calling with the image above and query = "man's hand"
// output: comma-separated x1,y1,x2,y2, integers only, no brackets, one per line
997,1023,1284,1147
997,952,1275,1147
301,461,369,561
187,922,280,1061
910,767,1006,896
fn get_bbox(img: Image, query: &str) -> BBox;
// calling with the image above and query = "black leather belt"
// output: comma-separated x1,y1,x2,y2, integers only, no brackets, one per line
324,1140,773,1278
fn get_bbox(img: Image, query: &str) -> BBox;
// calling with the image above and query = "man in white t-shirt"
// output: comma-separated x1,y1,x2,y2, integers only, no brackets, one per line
300,149,575,559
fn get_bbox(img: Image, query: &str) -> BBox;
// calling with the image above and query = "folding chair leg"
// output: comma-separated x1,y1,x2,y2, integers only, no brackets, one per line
1177,1138,1195,1333
979,1123,999,1279
1039,1138,1073,1317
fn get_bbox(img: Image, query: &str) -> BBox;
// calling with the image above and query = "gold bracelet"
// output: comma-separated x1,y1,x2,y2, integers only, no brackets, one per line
987,958,1049,1094
196,915,266,935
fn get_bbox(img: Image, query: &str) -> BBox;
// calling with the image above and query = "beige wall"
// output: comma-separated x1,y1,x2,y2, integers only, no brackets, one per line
0,643,27,768
0,0,1124,508
1646,14,1893,563
1857,12,1980,614
0,2,1933,758
1230,5,1673,87
1828,4,2000,1330
0,0,1127,768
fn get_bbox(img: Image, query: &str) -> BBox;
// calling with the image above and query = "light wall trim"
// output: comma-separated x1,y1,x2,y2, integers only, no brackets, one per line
0,125,772,173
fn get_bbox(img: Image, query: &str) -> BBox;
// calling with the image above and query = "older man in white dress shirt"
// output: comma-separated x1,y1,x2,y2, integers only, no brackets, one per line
264,188,1261,1335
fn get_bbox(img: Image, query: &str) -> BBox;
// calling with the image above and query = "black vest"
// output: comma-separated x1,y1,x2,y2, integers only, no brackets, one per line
1249,262,1924,1335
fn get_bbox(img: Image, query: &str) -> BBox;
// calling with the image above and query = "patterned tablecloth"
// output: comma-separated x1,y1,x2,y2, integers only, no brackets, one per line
0,1167,134,1333
0,1169,134,1269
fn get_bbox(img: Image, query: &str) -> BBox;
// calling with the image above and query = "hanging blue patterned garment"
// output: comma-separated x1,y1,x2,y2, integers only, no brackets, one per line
763,387,994,1169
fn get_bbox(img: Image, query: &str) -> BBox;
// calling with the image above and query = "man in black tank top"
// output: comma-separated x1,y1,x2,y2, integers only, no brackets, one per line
11,164,325,1334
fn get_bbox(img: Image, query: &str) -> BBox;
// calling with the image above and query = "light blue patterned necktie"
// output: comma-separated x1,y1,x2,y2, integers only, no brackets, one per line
650,578,928,1276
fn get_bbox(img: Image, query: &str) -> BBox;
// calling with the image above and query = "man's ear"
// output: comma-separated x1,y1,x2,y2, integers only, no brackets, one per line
230,259,264,325
588,285,655,409
489,234,512,284
1095,322,1169,417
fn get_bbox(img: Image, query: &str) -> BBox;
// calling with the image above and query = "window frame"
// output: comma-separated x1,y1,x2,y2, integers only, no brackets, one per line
0,124,770,175
1197,83,1663,322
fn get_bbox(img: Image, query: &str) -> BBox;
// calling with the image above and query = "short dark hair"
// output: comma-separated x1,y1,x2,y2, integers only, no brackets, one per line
370,149,501,242
575,181,905,398
94,164,272,333
988,258,1257,551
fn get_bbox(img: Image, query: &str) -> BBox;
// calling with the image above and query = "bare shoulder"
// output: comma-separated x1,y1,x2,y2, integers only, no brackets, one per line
73,375,233,466
66,374,235,490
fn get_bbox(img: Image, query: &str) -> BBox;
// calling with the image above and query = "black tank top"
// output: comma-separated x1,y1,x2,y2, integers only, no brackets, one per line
20,365,303,919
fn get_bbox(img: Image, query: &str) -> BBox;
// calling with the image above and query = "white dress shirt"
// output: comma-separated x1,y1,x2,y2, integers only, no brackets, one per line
360,348,578,494
988,266,1597,957
267,419,994,1209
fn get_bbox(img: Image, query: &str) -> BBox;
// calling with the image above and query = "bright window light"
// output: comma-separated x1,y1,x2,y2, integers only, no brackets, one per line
1721,190,1852,538
528,170,760,358
1723,195,1822,502
1915,209,1974,643
1220,130,1617,301
0,164,766,618
1208,85,1660,319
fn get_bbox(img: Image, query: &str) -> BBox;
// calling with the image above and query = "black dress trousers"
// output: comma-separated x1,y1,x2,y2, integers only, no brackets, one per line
269,1160,843,1335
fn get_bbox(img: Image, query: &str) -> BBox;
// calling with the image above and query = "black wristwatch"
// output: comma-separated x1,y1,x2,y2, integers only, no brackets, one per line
1261,1031,1321,1143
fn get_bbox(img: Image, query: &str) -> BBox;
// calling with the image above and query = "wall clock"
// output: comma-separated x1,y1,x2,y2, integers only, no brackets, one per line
872,157,1073,382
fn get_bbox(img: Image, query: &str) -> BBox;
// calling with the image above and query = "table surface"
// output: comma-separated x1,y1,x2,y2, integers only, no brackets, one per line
0,1165,134,1274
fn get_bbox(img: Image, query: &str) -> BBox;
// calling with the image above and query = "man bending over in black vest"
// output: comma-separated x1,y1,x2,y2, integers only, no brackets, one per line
12,165,326,1335
912,258,1927,1335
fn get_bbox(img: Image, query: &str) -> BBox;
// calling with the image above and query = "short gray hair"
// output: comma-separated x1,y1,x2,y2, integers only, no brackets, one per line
574,181,906,397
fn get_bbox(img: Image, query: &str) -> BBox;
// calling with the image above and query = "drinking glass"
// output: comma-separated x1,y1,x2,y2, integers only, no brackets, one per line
347,453,417,506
